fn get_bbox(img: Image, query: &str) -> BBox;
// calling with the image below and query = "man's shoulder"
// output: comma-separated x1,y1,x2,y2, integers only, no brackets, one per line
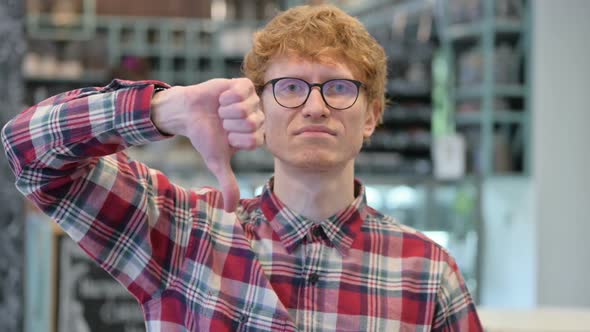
363,205,424,238
364,206,453,261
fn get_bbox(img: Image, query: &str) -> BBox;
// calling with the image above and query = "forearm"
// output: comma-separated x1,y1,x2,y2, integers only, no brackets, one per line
2,79,171,184
1,79,198,302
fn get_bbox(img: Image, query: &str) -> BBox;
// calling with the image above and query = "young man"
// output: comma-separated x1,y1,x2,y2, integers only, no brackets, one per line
2,5,482,332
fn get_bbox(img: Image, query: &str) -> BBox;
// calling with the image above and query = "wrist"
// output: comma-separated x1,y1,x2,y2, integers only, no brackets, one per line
150,86,186,136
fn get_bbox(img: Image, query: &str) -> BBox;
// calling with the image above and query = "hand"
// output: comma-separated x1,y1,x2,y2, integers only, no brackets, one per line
151,78,264,212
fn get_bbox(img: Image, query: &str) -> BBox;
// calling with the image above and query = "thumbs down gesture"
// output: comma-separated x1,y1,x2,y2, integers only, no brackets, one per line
150,78,265,212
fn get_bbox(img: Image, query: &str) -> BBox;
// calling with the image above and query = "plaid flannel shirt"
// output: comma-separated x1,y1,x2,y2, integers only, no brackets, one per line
2,79,483,331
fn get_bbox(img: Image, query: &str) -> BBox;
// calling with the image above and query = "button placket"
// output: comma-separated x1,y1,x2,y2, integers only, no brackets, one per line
302,241,324,288
308,272,320,285
312,226,323,237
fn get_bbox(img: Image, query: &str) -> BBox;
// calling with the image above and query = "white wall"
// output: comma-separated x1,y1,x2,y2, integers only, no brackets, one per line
480,177,536,308
532,0,590,307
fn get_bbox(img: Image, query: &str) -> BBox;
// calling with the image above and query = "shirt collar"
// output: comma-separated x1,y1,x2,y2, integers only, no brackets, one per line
260,177,367,256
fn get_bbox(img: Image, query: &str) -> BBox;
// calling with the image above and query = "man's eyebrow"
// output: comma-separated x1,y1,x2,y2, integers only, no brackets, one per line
272,74,356,82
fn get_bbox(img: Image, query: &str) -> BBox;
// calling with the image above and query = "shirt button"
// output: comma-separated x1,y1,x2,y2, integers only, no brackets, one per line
309,272,320,285
240,314,247,322
312,227,323,237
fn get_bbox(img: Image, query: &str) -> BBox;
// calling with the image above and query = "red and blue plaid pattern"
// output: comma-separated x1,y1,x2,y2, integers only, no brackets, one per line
2,80,482,331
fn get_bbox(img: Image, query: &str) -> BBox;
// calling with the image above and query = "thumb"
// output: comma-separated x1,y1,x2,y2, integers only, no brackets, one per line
206,157,240,212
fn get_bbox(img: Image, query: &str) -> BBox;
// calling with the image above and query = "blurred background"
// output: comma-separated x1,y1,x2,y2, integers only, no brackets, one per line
0,0,588,331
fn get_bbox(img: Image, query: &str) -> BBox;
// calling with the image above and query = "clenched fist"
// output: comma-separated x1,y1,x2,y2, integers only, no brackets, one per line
150,78,264,212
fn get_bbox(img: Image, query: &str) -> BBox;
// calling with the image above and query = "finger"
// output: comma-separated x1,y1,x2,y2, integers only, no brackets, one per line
228,132,264,150
205,157,240,212
218,79,256,106
222,112,263,133
218,103,252,119
223,119,256,133
219,94,260,118
219,169,240,213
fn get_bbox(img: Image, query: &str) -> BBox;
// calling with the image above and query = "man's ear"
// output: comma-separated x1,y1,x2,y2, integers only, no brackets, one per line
363,100,381,139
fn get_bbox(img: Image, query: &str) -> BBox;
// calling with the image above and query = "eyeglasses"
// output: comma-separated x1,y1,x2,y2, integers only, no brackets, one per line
262,77,364,110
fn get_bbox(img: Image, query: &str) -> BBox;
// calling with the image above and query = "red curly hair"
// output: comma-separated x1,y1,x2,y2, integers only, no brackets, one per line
243,4,388,122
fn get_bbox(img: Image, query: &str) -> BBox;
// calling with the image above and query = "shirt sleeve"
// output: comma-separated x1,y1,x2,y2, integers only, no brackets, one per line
432,255,484,331
1,79,219,304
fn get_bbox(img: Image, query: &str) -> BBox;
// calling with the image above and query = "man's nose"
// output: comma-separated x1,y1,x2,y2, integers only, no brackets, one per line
301,88,330,118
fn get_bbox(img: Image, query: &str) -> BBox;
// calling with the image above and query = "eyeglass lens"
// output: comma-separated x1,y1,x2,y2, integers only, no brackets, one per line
273,78,359,109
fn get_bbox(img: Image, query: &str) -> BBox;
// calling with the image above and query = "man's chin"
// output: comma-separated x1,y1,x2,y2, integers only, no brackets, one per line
292,159,338,171
280,151,345,171
268,142,359,171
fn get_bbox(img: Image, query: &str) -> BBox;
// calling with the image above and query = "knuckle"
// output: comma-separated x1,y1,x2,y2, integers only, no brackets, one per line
240,105,252,117
237,77,253,87
246,81,256,94
245,116,259,131
237,81,254,98
242,120,255,131
254,133,264,146
231,105,247,118
245,136,258,149
237,78,256,96
235,89,247,101
257,110,265,123
251,95,260,106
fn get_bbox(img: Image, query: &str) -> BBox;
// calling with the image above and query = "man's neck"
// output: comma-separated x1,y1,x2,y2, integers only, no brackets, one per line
272,160,356,222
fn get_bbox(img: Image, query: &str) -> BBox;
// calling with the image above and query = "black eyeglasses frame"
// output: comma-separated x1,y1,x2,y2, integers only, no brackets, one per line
261,77,365,110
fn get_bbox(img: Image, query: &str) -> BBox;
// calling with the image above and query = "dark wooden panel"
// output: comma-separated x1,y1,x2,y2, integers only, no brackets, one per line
0,1,26,331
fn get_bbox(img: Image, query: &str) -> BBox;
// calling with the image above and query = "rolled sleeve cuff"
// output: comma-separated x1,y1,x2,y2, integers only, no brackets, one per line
108,79,173,146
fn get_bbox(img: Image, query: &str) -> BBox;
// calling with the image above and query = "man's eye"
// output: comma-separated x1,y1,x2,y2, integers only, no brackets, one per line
333,84,346,92
327,82,353,94
286,84,299,92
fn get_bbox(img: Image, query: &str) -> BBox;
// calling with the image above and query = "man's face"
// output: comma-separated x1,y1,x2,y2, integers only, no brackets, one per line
261,55,379,171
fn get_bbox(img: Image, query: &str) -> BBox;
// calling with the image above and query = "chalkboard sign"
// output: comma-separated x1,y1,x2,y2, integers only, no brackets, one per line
56,235,145,332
